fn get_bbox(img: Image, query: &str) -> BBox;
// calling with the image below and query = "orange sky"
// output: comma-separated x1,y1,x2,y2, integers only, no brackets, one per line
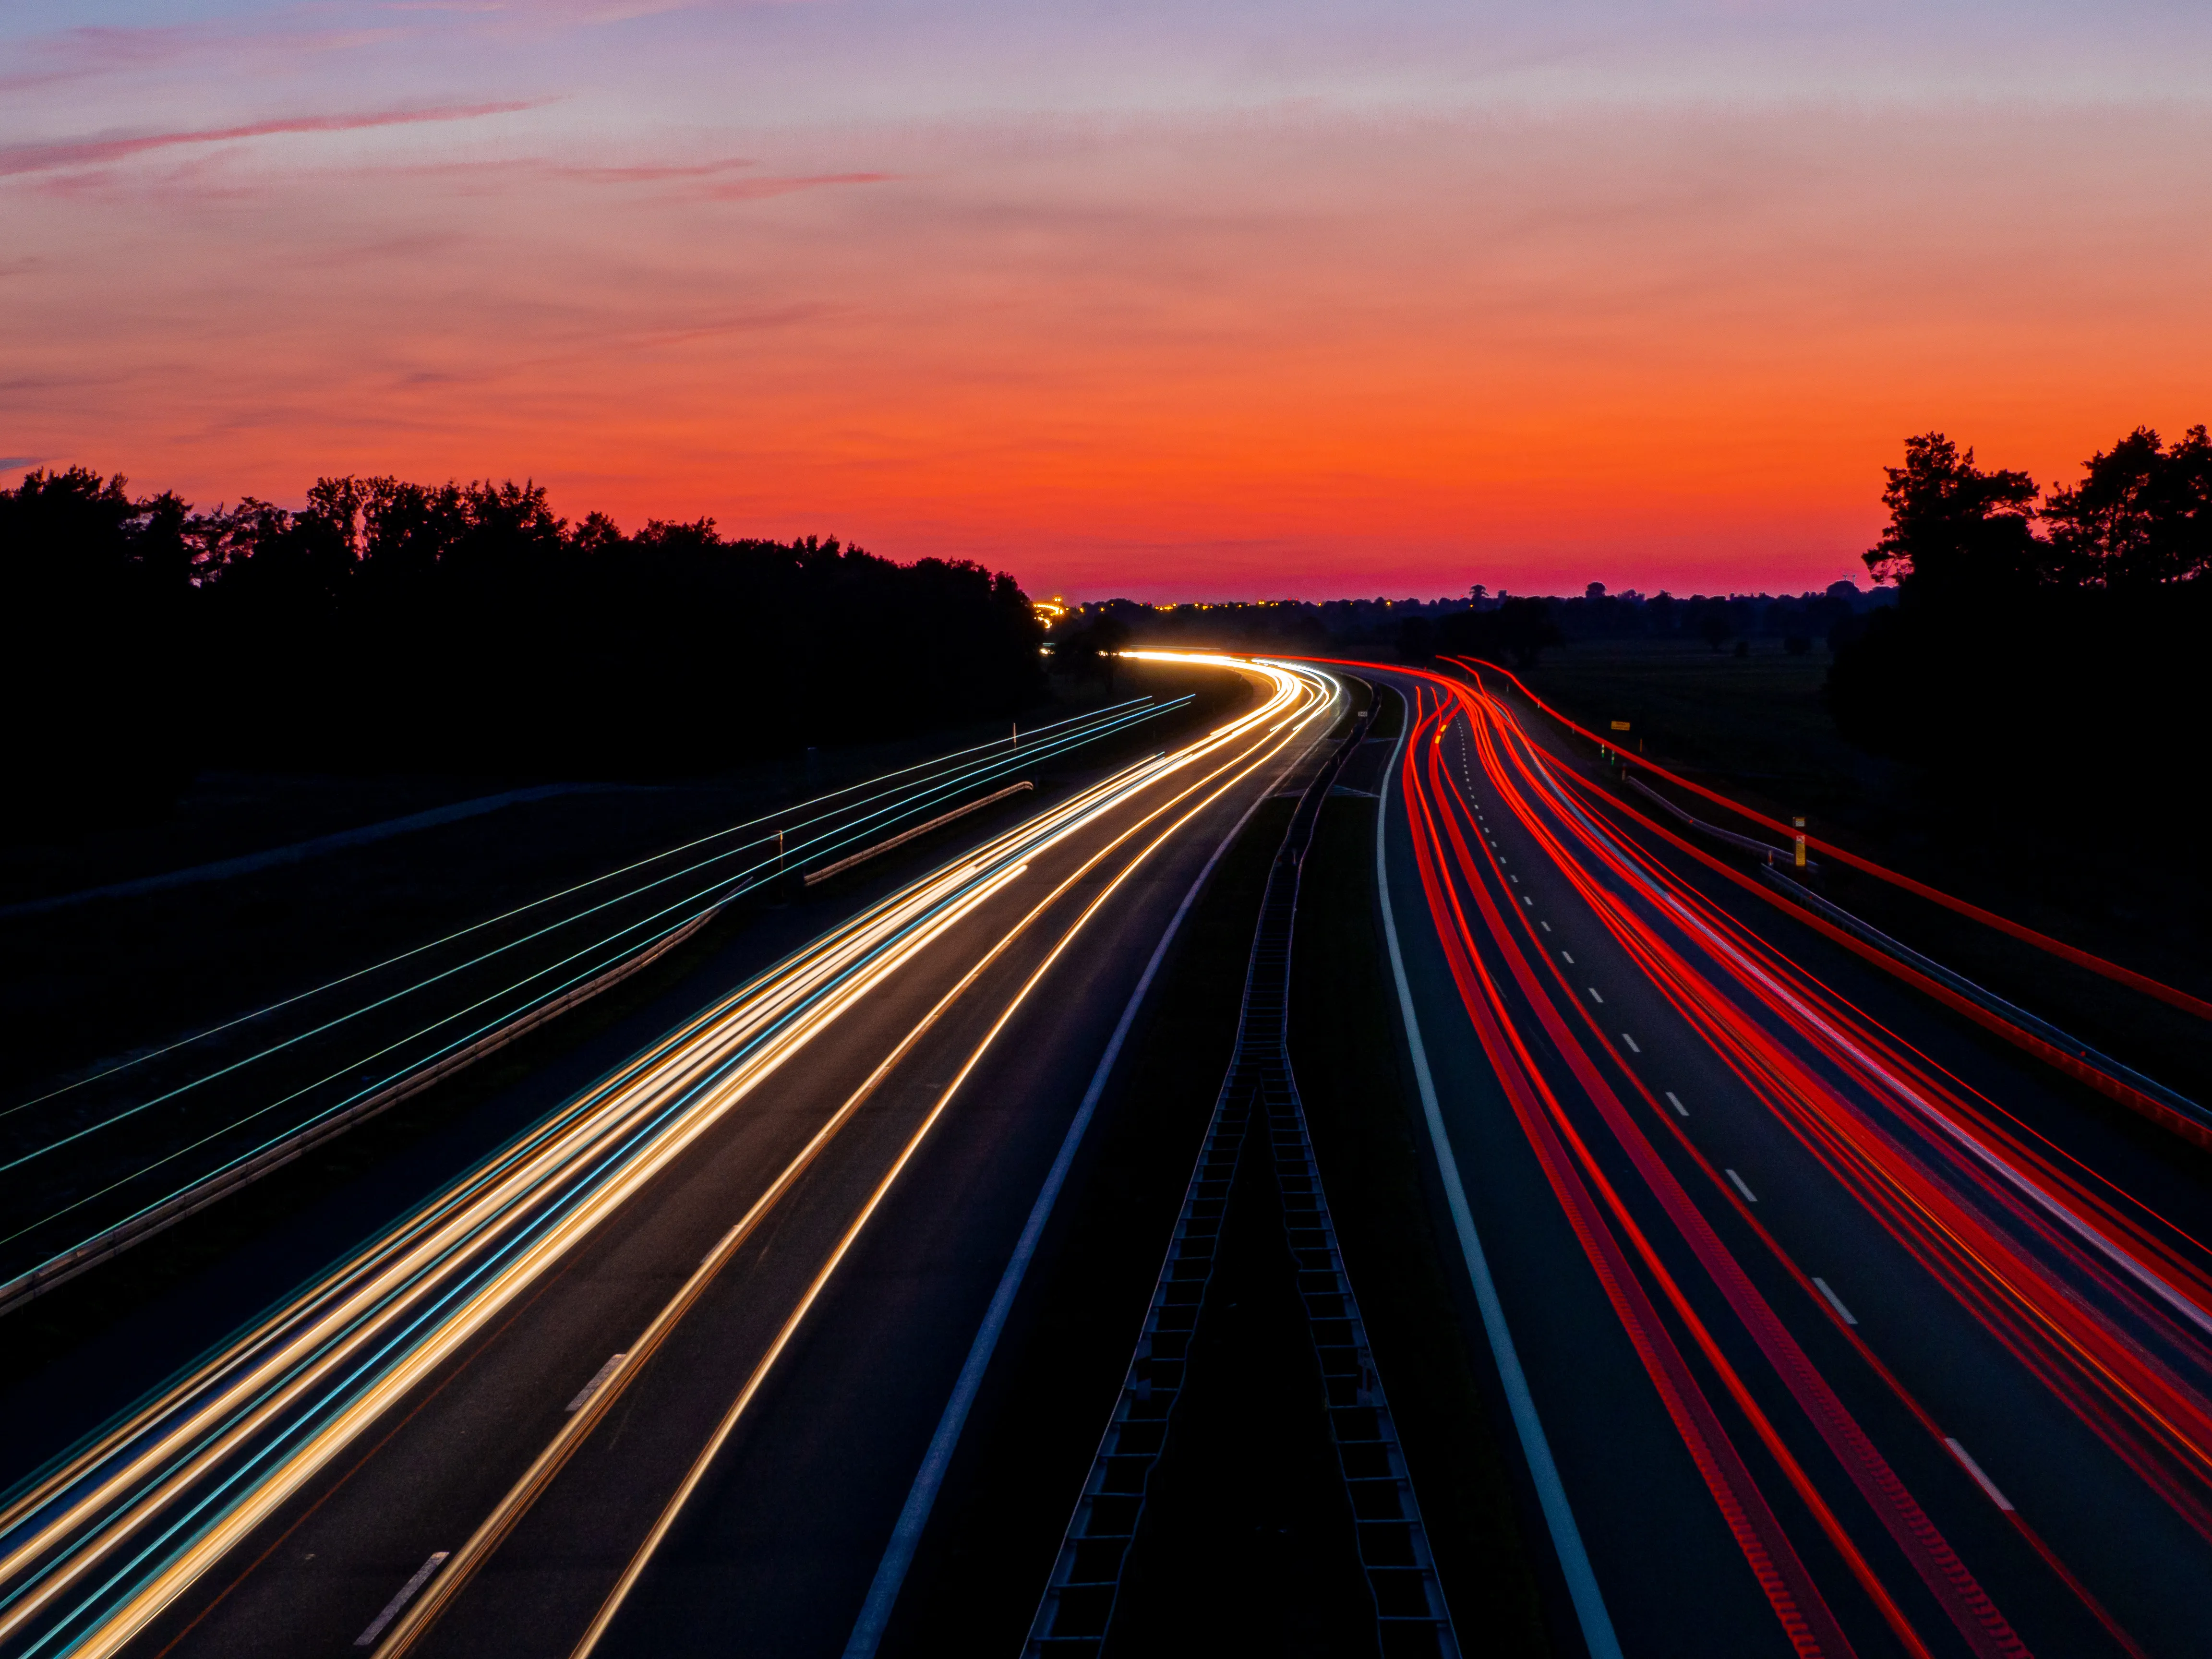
7,6,2212,599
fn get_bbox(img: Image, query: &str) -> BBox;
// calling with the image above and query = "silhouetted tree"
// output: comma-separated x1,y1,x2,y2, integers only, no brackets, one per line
1430,596,1563,668
1054,616,1131,693
1829,426,2210,856
1862,433,2043,602
2039,425,2212,589
0,465,1048,830
0,469,201,827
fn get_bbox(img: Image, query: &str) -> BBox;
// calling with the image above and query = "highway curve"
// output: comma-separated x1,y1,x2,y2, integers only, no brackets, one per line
1346,660,2212,1659
0,656,1344,1659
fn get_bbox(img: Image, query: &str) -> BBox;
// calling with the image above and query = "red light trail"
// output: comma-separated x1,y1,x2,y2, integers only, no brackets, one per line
1359,661,2212,1657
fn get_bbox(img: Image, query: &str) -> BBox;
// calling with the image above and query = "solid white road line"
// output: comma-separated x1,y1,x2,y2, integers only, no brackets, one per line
1945,1439,2015,1511
565,1355,626,1414
1374,687,1622,1659
357,1554,449,1647
557,666,1346,1659
838,692,1317,1659
1811,1278,1858,1326
1666,1092,1687,1116
1725,1169,1757,1202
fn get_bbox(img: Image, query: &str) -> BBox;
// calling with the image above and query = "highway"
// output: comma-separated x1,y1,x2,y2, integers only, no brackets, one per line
1352,660,2212,1659
0,656,1343,1659
0,693,1191,1305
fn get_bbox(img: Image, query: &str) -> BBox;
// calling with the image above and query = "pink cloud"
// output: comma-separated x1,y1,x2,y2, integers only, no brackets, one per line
0,102,542,179
697,172,895,200
0,19,411,93
551,158,759,183
0,25,192,90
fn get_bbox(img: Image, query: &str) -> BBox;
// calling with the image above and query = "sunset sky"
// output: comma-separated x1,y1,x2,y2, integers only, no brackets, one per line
6,2,2210,600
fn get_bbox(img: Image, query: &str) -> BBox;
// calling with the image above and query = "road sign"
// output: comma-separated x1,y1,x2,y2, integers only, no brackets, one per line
1609,720,1631,731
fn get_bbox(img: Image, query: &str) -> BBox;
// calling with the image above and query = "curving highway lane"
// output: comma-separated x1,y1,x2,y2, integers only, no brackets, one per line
1353,661,2211,1659
0,656,1343,1659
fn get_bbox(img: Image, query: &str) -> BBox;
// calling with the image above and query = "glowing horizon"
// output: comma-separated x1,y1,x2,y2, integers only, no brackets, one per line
6,3,2210,603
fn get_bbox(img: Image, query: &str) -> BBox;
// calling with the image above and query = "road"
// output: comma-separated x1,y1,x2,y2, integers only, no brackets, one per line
0,657,1343,1659
1349,660,2212,1659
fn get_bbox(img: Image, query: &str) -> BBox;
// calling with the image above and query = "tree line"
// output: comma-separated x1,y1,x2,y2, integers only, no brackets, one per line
1063,583,1892,666
2,468,1044,831
1827,425,2210,838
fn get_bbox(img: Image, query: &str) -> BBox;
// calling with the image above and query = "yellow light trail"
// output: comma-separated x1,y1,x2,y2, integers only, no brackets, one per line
0,656,1337,1659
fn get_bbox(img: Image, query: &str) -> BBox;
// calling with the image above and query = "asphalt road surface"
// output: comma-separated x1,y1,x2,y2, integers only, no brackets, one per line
1349,659,2212,1659
0,657,1343,1659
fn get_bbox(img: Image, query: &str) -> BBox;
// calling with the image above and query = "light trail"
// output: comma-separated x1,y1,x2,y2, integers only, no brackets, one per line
0,695,1165,1123
1,694,1177,1172
1356,660,2209,1656
1443,655,2212,1022
0,693,1190,1305
0,656,1337,1659
551,661,1341,1659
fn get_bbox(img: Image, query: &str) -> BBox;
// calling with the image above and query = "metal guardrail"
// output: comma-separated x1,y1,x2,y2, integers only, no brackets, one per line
1758,866,2212,1148
1,702,1185,1312
0,902,724,1319
1624,774,1818,874
1025,697,1459,1658
802,781,1033,886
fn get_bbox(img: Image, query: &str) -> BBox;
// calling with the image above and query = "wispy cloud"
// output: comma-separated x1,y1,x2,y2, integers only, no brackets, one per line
0,19,408,93
0,24,197,90
550,158,759,184
366,155,892,197
0,102,543,179
697,171,893,200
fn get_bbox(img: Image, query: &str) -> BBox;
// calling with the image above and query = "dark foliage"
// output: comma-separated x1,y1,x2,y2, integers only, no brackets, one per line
1059,582,1890,662
1828,427,2212,842
1,469,1044,833
1050,615,1132,695
1424,597,1565,668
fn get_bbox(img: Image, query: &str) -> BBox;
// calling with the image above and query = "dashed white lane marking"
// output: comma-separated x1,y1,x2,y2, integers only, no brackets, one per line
356,1552,451,1647
1539,920,1552,933
1561,951,1575,964
1621,1034,1641,1054
1666,1092,1687,1116
1509,874,1520,884
567,1352,628,1413
1587,986,1604,1004
1725,1168,1757,1202
1523,896,1533,906
1945,1439,2015,1511
1812,1277,1858,1325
